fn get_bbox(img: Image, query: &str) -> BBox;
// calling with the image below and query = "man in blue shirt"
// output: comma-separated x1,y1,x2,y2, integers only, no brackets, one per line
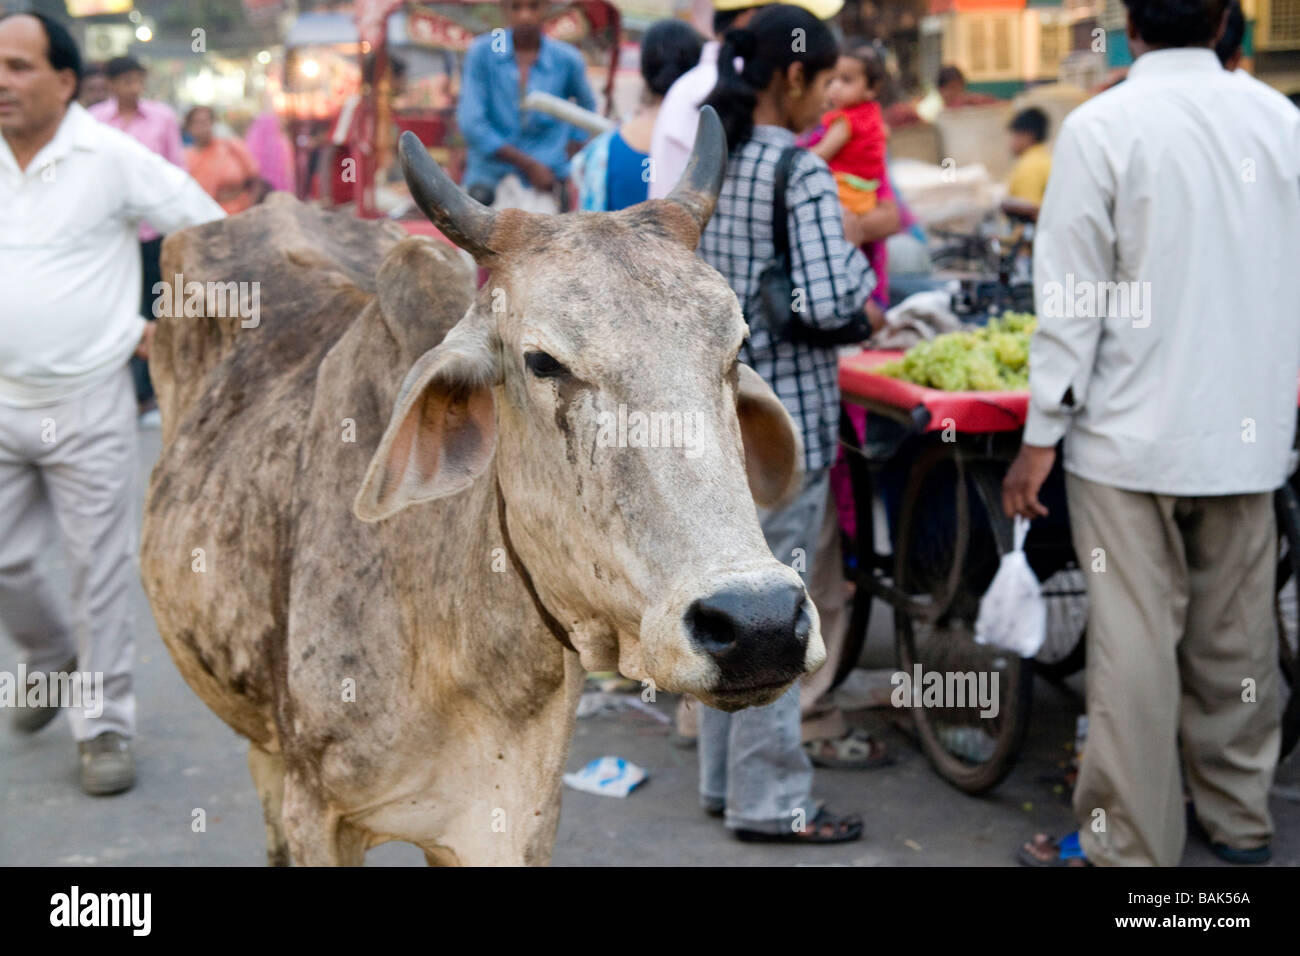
457,0,596,211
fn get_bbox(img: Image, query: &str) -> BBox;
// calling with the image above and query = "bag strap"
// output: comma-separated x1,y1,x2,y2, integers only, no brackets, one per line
743,145,801,365
770,145,800,267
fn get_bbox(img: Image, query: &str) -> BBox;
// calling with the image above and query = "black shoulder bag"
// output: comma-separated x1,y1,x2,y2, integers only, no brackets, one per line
756,147,874,348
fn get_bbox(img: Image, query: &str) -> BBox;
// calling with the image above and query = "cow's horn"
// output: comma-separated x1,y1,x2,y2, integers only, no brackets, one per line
664,105,727,234
399,131,496,258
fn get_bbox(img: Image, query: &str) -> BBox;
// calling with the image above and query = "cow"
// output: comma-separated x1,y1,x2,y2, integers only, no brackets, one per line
140,109,825,866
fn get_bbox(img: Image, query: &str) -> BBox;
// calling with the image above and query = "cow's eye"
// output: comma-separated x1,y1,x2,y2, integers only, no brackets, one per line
525,350,569,379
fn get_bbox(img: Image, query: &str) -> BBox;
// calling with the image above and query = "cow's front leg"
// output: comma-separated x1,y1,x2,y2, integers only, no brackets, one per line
247,744,290,866
282,773,366,866
422,847,461,866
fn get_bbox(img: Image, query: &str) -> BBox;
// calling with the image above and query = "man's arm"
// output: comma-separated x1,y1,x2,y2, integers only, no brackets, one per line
566,50,597,147
118,134,224,233
568,50,597,113
496,144,553,188
1023,118,1114,447
1004,115,1115,518
456,42,509,161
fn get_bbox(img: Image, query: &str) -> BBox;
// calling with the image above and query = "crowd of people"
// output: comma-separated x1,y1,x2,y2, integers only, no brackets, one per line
3,0,1299,868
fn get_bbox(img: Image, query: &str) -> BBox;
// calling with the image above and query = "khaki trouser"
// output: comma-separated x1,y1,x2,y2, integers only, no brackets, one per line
0,367,139,741
1067,473,1280,866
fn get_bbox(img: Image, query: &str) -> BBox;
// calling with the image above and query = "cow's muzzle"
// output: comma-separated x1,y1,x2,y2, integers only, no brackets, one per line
688,570,824,710
687,578,810,683
636,565,825,712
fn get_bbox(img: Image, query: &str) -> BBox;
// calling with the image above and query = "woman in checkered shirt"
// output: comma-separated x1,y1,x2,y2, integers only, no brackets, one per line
693,4,882,846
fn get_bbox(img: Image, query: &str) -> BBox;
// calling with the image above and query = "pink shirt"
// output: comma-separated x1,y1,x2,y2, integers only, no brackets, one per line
244,110,293,193
88,98,184,240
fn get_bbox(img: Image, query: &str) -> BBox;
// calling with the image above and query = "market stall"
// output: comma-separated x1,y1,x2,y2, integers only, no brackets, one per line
835,339,1300,792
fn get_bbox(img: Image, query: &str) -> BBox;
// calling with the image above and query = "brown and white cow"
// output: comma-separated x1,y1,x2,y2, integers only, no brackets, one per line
140,109,824,865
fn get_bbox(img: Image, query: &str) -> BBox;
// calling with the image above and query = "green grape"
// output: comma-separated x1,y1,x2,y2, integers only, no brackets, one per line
924,334,971,391
966,344,1003,391
900,341,932,384
989,331,1028,370
1002,370,1030,390
999,312,1036,335
877,314,1037,391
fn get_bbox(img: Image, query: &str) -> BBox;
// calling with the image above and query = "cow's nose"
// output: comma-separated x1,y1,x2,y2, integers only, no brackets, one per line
686,581,811,687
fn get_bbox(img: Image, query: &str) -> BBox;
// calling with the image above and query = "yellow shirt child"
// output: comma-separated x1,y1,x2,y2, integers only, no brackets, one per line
1007,141,1052,206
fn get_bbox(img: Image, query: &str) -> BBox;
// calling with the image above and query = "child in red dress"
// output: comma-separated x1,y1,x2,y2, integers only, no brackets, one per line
812,46,888,214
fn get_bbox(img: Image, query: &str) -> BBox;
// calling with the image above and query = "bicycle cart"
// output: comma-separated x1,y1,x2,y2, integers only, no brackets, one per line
835,349,1300,794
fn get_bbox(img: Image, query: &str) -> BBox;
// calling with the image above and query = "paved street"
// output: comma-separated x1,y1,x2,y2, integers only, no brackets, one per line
2,430,1298,866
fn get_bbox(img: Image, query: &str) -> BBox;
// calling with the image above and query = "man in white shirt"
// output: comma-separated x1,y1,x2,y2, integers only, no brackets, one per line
646,0,842,201
1003,0,1300,866
0,12,223,795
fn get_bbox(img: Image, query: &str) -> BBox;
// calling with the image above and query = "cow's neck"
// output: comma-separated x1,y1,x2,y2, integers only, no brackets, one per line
492,473,577,653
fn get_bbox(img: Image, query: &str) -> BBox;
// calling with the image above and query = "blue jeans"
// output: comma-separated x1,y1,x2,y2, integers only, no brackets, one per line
698,467,829,833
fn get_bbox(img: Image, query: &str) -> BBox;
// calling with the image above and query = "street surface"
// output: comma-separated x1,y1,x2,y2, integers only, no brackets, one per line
2,429,1297,866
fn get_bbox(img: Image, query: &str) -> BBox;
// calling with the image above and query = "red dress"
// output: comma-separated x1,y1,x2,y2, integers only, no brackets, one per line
822,100,887,184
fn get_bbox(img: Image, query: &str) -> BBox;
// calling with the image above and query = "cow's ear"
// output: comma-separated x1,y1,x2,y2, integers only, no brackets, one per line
736,363,803,510
354,322,501,522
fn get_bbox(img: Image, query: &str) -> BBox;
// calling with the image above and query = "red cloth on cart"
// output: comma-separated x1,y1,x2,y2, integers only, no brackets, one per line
839,349,1029,433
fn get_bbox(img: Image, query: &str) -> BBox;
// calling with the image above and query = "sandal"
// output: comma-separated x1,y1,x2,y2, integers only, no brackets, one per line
1188,799,1272,863
803,728,894,770
1017,831,1092,867
734,807,864,845
1211,842,1271,864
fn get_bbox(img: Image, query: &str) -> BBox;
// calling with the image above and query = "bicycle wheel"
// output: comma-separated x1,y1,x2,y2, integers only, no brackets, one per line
1033,566,1088,681
893,442,1032,794
1273,483,1300,757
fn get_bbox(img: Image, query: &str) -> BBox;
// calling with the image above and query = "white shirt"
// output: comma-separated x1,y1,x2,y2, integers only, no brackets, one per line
0,103,225,407
1026,48,1300,495
647,41,719,200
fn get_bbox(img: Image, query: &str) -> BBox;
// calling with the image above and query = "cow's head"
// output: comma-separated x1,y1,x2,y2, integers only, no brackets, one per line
354,110,825,711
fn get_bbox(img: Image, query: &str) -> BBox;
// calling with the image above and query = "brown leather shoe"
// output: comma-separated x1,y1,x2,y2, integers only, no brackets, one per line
11,655,77,734
79,732,135,796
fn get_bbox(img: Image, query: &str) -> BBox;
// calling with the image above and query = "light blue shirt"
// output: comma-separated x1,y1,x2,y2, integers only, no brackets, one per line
457,29,596,190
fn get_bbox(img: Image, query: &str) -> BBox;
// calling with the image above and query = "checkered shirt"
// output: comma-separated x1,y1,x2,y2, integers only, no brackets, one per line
698,125,875,473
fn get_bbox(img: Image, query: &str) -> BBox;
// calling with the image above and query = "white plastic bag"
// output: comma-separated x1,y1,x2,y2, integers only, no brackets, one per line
974,515,1046,656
